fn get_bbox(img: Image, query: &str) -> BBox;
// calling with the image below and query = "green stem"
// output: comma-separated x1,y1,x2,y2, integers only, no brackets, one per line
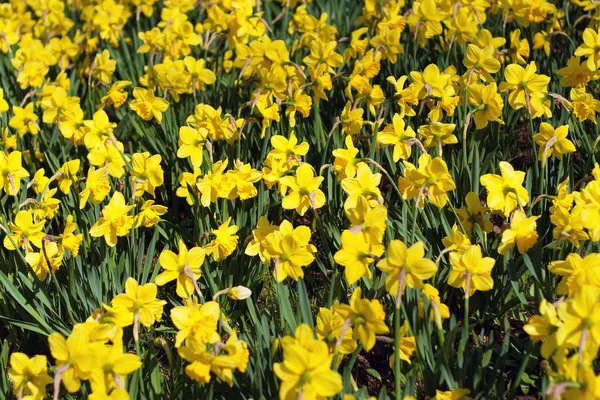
207,381,215,400
312,207,337,305
433,302,454,388
527,112,540,202
412,35,418,66
538,162,546,212
366,159,408,210
326,267,339,308
472,142,480,193
463,295,469,343
462,91,470,170
276,279,287,332
202,262,218,298
444,36,454,68
410,204,419,244
193,201,200,245
394,303,402,399
458,283,470,376
369,109,384,161
134,331,144,397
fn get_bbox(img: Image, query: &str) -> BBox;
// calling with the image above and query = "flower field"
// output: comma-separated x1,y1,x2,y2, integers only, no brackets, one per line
2,0,600,398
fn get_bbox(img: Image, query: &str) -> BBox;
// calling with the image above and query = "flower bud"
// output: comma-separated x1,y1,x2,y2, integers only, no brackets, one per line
227,285,252,300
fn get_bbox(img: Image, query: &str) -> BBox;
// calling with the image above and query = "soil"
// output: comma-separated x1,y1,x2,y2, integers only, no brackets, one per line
354,341,396,396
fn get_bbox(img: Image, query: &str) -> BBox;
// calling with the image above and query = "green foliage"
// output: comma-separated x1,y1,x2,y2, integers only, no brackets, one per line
0,0,596,399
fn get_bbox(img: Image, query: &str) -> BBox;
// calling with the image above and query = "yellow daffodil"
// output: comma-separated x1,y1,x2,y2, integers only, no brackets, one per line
316,307,357,355
177,126,208,167
274,328,343,399
25,241,63,280
265,220,316,282
456,192,493,235
171,300,221,347
204,217,239,262
245,216,278,263
334,287,389,351
9,103,39,136
56,159,80,194
3,210,45,251
59,215,83,257
130,87,169,124
8,353,53,399
498,210,539,255
418,284,450,321
398,154,456,208
556,285,600,349
48,325,97,393
509,29,530,64
432,388,472,400
92,49,116,84
99,80,131,109
332,135,360,180
178,336,238,385
406,0,446,47
442,225,472,254
91,336,142,393
133,200,168,228
550,205,589,247
480,161,530,215
418,121,457,151
523,299,560,359
533,123,576,166
377,240,437,296
280,163,326,216
341,162,384,210
499,62,550,111
131,152,164,198
448,245,495,296
196,159,236,206
87,140,129,179
0,150,29,195
575,28,600,71
334,230,384,284
549,253,600,297
377,113,416,162
156,239,205,298
345,196,388,245
79,167,111,209
111,277,167,328
556,57,594,88
270,132,309,164
468,83,504,129
89,191,135,247
463,44,500,83
388,321,416,366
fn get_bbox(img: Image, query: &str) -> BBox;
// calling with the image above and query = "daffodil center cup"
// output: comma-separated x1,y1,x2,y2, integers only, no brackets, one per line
502,185,515,196
298,372,312,388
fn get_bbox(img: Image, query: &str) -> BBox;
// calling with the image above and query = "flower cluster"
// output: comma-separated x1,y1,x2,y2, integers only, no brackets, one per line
3,0,600,398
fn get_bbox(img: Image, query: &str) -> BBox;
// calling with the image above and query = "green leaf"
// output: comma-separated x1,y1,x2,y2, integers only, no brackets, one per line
297,278,314,328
